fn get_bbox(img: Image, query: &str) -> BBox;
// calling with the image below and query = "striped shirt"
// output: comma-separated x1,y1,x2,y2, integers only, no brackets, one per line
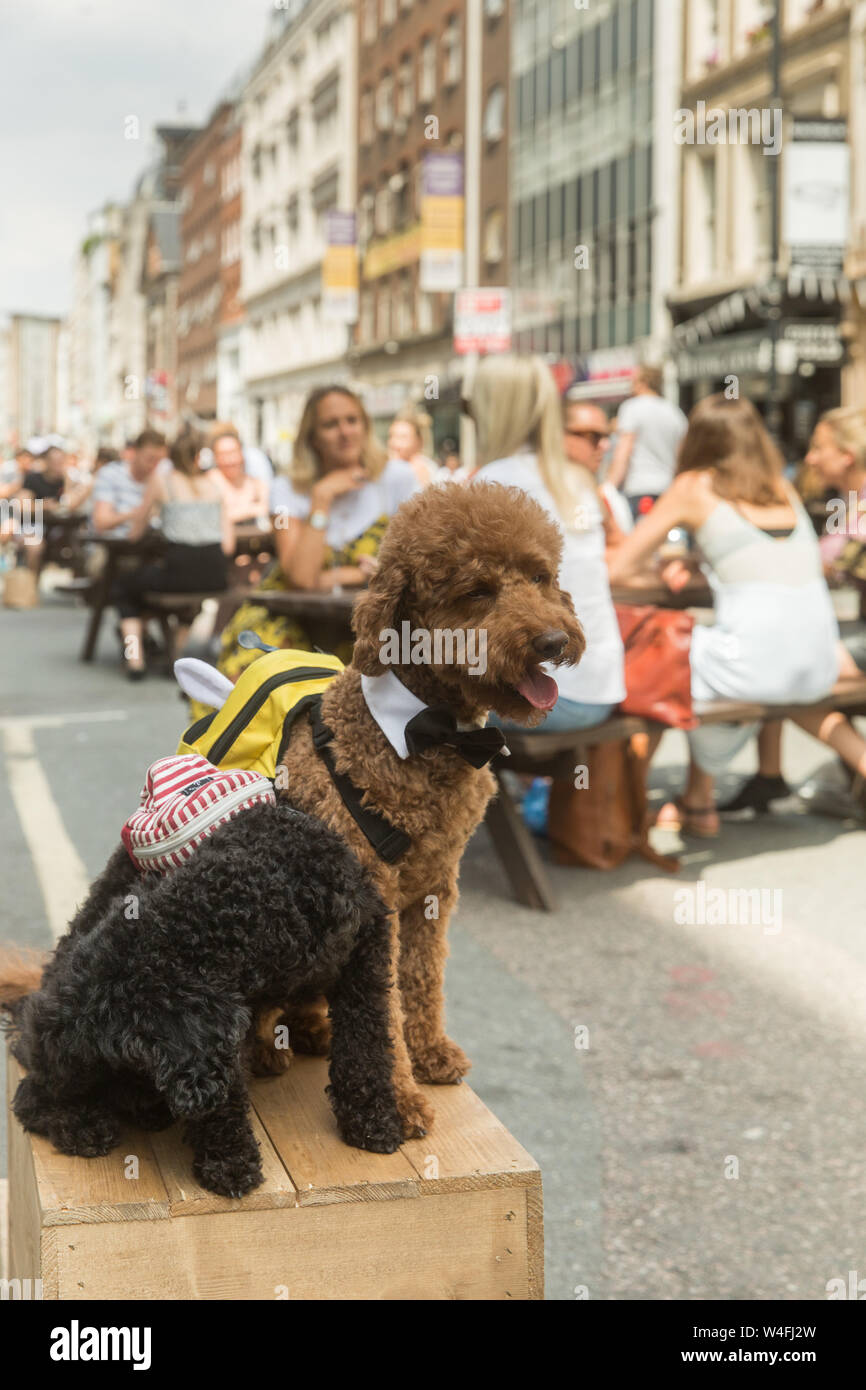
91,461,146,537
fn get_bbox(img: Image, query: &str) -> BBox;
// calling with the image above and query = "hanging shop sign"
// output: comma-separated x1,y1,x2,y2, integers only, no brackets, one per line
420,153,464,293
784,118,849,274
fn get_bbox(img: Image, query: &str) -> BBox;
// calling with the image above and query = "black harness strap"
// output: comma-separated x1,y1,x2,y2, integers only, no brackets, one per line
309,697,411,866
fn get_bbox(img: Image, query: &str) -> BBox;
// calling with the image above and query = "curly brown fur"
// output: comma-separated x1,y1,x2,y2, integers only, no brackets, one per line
272,482,585,1135
6,804,404,1196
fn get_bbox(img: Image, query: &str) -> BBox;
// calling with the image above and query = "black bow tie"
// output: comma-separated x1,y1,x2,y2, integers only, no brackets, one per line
404,707,509,768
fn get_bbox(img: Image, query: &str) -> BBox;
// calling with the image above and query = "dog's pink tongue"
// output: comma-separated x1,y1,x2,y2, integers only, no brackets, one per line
517,669,559,711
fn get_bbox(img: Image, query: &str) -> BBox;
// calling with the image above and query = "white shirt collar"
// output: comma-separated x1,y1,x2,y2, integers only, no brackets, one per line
361,671,428,759
361,670,486,759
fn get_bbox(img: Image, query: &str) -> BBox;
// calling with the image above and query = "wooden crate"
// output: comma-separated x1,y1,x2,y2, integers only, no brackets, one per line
6,1049,543,1300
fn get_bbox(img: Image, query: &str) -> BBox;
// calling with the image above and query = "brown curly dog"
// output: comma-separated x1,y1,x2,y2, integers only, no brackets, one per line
259,480,585,1138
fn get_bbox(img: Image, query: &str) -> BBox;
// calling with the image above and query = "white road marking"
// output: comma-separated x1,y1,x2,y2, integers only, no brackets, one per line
0,710,128,732
3,723,92,941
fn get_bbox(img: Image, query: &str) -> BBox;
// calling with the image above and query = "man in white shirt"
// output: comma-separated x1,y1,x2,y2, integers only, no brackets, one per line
607,365,688,520
91,429,165,538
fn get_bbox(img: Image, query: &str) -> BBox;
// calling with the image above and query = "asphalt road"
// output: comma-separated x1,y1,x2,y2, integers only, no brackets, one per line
2,593,865,1301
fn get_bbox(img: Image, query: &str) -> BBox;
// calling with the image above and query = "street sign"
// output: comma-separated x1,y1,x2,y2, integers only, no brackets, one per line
454,288,511,355
784,118,849,274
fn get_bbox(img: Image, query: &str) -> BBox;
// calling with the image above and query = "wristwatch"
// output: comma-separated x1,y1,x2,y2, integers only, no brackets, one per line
309,509,329,531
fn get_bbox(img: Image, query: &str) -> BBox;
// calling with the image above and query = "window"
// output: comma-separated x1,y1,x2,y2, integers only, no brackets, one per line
483,208,505,265
376,72,394,132
358,189,375,243
398,55,414,119
375,183,392,236
382,0,397,26
313,73,340,142
286,109,300,150
419,38,436,102
360,90,374,145
391,164,411,228
483,85,505,143
484,0,505,16
286,194,300,235
362,0,377,44
442,16,461,88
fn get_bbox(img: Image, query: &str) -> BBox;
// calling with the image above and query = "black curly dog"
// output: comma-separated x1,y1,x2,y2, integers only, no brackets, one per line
6,803,404,1197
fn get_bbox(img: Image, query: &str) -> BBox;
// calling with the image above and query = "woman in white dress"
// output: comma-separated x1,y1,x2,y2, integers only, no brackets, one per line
607,393,855,835
466,354,626,731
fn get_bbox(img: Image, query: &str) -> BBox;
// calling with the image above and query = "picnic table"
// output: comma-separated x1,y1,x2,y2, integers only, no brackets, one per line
610,574,714,609
78,523,275,662
253,587,357,652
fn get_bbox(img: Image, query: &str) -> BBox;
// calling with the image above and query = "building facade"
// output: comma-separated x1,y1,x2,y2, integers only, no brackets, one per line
510,0,680,406
65,203,123,452
4,314,62,445
177,103,235,425
353,0,511,443
217,115,244,424
239,0,357,465
671,0,863,452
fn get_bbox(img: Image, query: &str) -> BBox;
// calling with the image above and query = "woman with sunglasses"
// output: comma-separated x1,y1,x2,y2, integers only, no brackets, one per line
563,398,633,534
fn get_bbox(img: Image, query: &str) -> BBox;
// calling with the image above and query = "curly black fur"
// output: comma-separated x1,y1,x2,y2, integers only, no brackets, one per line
8,804,404,1197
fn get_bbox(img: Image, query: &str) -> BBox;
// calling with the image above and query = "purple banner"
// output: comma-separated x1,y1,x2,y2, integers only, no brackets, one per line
423,153,464,198
325,211,357,245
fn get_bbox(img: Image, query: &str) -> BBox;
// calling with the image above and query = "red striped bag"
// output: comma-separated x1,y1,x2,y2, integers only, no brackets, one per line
121,753,276,875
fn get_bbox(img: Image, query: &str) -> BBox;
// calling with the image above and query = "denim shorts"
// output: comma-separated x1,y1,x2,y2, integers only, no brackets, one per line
491,697,617,733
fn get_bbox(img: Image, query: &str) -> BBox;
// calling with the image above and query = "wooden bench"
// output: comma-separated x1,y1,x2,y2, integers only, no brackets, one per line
486,676,866,911
6,1051,542,1301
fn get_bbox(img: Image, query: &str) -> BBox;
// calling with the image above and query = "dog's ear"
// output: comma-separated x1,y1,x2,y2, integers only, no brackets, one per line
351,554,412,675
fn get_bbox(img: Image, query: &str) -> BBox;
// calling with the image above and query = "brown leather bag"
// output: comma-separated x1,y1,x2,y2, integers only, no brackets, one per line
615,604,697,730
547,732,679,873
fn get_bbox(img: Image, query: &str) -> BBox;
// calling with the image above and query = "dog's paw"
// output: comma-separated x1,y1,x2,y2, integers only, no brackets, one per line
54,1112,120,1159
193,1151,264,1199
398,1088,435,1140
288,1017,331,1058
247,1036,294,1077
337,1104,404,1154
167,1068,231,1118
411,1037,471,1086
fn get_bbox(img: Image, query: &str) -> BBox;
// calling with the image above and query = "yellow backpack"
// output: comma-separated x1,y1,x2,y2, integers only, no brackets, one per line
177,645,344,779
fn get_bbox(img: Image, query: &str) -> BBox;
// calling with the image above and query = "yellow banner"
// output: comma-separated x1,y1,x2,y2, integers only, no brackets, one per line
363,225,422,280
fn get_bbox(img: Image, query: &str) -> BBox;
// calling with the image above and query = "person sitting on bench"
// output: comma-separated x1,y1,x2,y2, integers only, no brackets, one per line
117,429,233,681
607,393,861,837
720,405,866,818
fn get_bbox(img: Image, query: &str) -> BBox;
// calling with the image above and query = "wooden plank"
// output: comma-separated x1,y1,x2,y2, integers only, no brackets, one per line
54,1188,532,1300
250,1059,420,1207
7,1055,170,1226
400,1081,541,1195
148,1110,298,1217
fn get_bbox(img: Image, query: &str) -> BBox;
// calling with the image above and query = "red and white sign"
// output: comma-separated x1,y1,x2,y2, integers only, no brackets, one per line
454,288,512,355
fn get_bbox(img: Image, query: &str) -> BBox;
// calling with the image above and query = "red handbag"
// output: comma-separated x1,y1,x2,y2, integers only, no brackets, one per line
614,604,697,730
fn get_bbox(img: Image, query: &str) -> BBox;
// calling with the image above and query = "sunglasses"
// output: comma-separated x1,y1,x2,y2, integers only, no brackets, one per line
565,429,607,445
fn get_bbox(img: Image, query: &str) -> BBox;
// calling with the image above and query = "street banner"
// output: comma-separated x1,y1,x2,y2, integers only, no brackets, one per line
420,153,464,292
454,288,511,355
784,118,849,274
322,211,358,323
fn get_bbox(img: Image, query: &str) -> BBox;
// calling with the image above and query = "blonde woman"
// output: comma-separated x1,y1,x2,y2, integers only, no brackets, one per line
387,408,437,488
196,385,417,705
468,354,626,731
607,394,866,833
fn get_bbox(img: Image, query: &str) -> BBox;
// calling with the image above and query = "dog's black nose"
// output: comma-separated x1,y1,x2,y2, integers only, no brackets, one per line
532,629,569,659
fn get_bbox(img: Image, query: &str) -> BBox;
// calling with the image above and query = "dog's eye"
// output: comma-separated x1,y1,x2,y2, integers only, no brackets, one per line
532,573,548,585
465,588,495,602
